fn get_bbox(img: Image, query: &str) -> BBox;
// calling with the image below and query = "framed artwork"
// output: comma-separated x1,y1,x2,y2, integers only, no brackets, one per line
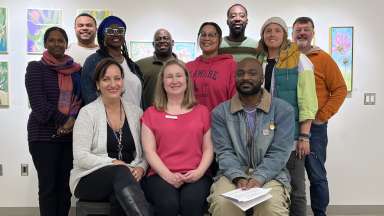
27,9,62,54
129,41,153,61
330,26,353,92
77,9,112,26
0,61,9,107
0,7,7,54
129,41,196,62
173,42,196,62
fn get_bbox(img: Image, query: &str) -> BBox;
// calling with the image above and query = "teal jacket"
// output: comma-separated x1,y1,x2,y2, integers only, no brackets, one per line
258,43,318,139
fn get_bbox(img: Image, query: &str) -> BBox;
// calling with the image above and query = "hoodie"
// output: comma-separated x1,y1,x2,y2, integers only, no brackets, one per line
186,54,237,111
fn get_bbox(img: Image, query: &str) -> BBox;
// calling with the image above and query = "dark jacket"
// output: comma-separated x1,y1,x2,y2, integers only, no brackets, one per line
81,49,144,106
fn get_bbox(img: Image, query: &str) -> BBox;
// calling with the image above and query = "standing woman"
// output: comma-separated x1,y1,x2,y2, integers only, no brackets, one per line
186,22,236,111
70,58,151,216
81,16,143,107
142,59,213,216
257,17,318,216
25,26,81,216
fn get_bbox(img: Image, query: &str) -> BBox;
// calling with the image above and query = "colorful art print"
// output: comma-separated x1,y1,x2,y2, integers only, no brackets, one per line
0,7,7,54
330,26,353,92
174,42,196,62
0,61,9,106
129,41,153,61
129,41,196,62
77,9,112,27
27,9,62,54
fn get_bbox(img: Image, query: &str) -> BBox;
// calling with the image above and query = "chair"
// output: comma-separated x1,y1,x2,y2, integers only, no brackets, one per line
76,200,110,216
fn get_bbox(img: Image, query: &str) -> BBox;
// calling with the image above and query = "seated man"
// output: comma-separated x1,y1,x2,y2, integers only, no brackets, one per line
208,58,295,216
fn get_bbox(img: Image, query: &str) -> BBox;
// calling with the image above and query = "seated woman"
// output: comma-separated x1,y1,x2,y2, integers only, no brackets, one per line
141,59,214,216
70,58,151,216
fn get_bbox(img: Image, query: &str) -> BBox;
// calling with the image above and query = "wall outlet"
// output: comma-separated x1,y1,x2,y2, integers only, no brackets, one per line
21,164,29,176
0,164,3,176
364,93,376,105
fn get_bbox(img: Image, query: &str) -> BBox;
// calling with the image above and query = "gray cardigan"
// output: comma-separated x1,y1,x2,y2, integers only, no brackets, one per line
69,97,147,194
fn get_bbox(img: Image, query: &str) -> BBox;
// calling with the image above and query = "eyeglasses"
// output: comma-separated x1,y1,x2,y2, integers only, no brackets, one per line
105,27,125,36
199,32,218,39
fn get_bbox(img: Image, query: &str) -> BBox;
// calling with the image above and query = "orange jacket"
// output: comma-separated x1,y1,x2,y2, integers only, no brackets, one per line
306,47,347,122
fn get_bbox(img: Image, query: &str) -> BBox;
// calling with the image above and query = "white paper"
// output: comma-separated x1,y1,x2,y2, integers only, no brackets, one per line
221,188,272,211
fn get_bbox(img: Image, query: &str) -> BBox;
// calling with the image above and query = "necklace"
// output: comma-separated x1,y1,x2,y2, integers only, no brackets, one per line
105,101,124,160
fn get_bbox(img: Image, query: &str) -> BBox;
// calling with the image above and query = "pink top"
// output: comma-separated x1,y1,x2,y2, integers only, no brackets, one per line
141,104,210,176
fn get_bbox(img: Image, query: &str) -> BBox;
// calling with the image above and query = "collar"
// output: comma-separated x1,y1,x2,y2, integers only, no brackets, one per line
230,89,272,114
152,52,177,64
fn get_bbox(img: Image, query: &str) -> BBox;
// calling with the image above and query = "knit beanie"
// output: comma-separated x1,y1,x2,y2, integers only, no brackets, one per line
97,16,127,48
260,17,288,37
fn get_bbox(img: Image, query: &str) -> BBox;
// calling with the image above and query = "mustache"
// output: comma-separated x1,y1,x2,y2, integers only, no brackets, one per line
238,81,254,86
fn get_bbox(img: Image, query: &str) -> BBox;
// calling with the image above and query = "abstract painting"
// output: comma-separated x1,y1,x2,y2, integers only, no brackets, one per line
0,7,7,54
173,42,196,62
77,9,112,27
27,9,62,54
129,41,196,62
330,27,353,91
0,61,9,106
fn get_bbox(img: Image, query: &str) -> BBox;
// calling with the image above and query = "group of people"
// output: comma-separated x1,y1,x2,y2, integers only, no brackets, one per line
25,3,348,216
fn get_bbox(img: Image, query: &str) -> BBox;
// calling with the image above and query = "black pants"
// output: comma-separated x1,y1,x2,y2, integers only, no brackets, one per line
144,174,212,216
75,165,146,216
29,140,73,216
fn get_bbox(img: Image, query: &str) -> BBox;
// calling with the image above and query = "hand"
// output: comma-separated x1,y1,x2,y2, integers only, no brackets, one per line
181,169,204,183
163,172,184,188
296,139,310,159
131,167,145,182
56,117,76,135
62,117,76,131
235,178,248,190
246,178,262,189
112,159,126,165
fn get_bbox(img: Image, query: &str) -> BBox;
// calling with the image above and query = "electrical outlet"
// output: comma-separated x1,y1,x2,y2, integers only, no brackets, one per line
21,164,29,176
364,93,376,105
0,164,3,176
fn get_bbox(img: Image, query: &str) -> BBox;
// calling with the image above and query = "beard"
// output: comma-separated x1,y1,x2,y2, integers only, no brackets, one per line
236,81,262,96
296,39,310,49
229,23,247,36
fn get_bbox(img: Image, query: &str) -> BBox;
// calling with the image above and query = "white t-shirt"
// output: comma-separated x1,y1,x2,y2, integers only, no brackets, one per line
121,59,142,107
66,43,98,66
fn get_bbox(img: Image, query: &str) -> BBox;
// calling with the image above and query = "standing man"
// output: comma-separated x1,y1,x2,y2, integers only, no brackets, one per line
66,13,98,66
219,4,258,62
136,28,176,110
208,58,294,216
292,17,347,216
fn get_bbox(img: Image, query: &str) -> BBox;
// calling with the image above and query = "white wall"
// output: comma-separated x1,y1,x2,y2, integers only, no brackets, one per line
0,0,383,207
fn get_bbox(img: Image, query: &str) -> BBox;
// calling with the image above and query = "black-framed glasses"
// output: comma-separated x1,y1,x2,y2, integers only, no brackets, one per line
105,27,125,36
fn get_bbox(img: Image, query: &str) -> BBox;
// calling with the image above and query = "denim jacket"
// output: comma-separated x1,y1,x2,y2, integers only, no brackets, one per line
212,89,295,189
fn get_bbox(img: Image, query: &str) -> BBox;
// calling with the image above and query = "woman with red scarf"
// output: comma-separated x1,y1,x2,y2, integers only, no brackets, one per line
25,26,81,216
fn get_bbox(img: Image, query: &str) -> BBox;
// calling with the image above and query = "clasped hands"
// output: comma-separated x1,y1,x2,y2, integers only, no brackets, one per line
234,177,262,190
163,169,204,188
112,159,145,182
56,117,76,136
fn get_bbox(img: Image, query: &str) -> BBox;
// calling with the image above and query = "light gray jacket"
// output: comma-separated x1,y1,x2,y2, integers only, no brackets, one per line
69,97,147,193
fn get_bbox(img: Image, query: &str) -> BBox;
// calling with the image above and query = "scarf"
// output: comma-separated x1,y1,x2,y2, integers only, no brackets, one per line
41,51,82,116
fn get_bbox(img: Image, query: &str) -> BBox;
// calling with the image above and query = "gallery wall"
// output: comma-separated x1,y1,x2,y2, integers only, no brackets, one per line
0,0,383,207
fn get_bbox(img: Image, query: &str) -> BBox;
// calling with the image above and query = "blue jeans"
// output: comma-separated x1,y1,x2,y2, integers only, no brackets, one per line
306,123,329,216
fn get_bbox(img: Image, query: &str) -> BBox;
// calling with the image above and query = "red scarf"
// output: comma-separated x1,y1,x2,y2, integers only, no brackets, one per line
41,51,82,115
